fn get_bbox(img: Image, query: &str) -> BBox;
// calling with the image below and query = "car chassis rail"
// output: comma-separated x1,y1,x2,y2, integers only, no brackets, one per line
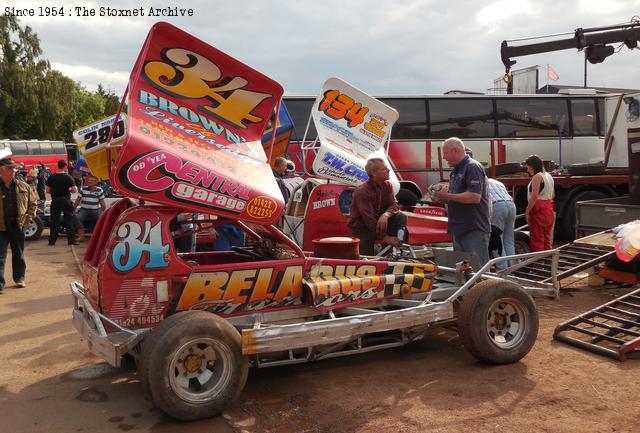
71,249,558,369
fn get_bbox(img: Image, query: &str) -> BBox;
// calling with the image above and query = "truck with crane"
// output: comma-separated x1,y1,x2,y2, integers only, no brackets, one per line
497,21,640,238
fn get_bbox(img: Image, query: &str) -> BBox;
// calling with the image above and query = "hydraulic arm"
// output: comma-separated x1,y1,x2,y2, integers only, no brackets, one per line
501,22,640,75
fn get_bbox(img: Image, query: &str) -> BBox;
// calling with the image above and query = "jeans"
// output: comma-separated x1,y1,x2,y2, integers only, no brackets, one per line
76,208,101,230
0,227,26,288
352,213,408,256
50,198,75,244
453,229,490,271
491,200,516,269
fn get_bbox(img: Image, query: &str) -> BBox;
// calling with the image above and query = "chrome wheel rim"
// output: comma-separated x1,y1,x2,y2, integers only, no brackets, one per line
24,222,38,237
168,338,233,403
486,298,528,349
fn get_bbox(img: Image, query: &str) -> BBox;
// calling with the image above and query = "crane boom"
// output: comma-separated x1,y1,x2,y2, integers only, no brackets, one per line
501,22,640,74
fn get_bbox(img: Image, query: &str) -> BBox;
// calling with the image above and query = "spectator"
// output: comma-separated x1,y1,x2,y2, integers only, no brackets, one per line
74,175,106,242
28,165,38,191
436,137,491,269
36,163,47,200
72,169,83,191
46,159,78,246
0,156,37,292
487,178,516,269
525,155,555,251
15,163,26,182
347,158,405,255
272,157,291,204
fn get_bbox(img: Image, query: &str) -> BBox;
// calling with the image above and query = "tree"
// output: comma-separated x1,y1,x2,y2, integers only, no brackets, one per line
0,15,49,138
1,17,124,141
97,84,121,116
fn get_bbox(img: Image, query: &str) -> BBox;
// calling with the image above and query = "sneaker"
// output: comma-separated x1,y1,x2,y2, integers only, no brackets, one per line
15,280,25,288
68,241,80,246
0,286,4,294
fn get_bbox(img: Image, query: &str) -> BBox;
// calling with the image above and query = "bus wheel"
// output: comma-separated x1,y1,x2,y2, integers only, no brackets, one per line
140,311,248,421
558,190,609,240
24,217,44,241
458,279,539,364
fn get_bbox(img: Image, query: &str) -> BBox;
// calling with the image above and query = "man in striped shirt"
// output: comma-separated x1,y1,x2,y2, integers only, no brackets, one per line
74,175,106,241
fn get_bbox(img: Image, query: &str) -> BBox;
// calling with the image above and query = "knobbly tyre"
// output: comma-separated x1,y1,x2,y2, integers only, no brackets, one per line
70,22,540,421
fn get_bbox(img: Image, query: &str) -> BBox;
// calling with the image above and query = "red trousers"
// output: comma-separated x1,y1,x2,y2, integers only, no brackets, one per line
529,200,554,251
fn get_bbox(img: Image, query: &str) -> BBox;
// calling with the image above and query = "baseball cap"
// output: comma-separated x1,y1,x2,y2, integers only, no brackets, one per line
0,157,16,168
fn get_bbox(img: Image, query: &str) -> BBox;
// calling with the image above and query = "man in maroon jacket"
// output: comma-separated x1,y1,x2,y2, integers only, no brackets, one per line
347,158,406,255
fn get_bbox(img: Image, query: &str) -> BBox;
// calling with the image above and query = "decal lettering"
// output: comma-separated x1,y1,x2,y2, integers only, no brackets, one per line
318,89,369,127
362,114,387,140
312,197,336,210
319,151,368,182
124,150,250,213
111,221,170,272
178,265,304,314
246,196,278,219
143,48,271,129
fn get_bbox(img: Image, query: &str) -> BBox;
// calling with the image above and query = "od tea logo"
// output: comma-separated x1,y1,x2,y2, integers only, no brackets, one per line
246,196,278,219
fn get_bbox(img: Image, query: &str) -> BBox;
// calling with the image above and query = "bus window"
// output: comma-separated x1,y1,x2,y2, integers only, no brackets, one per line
40,142,52,155
596,98,605,136
27,142,42,155
10,142,27,155
496,98,570,138
51,141,66,155
429,98,495,139
284,98,318,141
382,98,427,139
570,98,597,136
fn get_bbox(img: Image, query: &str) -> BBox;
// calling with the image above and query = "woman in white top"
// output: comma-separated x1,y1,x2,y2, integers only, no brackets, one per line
525,155,555,251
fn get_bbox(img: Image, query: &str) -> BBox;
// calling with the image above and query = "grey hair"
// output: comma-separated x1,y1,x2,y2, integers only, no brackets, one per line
365,158,384,175
443,137,465,152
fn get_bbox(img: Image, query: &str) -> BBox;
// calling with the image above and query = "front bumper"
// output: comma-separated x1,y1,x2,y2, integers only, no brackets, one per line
71,281,145,367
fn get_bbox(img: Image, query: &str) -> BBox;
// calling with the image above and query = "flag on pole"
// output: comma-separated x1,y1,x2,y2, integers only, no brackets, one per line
548,66,559,81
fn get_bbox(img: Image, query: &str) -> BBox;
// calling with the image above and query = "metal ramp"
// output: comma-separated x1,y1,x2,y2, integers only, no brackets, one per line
497,231,618,297
553,288,640,361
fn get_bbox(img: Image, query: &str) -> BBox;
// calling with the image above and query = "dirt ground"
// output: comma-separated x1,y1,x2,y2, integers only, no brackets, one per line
0,235,639,433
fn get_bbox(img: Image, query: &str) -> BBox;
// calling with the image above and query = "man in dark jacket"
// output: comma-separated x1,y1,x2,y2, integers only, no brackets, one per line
46,159,78,246
0,157,37,292
37,163,47,200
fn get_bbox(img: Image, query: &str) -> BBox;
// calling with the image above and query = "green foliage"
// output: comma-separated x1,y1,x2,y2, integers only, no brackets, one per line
0,16,122,142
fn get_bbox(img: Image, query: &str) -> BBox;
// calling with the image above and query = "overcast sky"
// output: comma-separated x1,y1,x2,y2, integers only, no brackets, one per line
9,0,640,97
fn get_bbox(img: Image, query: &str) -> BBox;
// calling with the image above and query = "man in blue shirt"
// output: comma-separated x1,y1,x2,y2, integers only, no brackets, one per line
436,138,490,269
